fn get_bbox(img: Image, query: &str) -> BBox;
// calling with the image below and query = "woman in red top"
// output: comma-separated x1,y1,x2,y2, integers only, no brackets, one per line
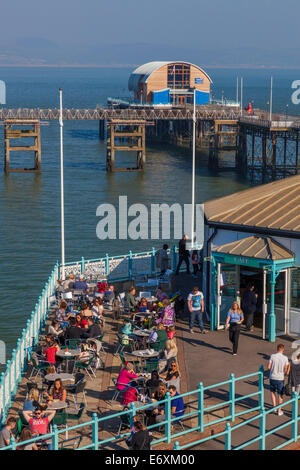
116,363,138,391
45,340,60,365
75,313,88,329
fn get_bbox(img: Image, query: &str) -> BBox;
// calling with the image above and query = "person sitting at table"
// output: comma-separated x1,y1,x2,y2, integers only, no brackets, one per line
56,300,72,327
97,280,108,294
23,407,56,438
137,297,153,313
23,388,40,411
152,383,167,425
155,299,175,327
81,303,93,319
155,288,168,303
159,339,178,373
116,362,138,391
73,275,89,293
81,317,102,339
62,275,74,291
146,370,162,398
160,360,180,383
47,379,67,403
148,323,168,350
168,385,184,424
129,421,152,450
47,320,63,339
44,339,60,367
126,286,137,315
64,317,82,340
75,313,88,329
17,427,38,450
92,298,104,325
0,417,17,449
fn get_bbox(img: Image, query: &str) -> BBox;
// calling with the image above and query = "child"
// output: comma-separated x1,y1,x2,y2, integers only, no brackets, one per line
167,325,176,340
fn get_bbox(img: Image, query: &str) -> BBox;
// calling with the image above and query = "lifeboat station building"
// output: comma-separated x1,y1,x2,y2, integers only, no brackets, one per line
128,61,212,105
203,175,300,342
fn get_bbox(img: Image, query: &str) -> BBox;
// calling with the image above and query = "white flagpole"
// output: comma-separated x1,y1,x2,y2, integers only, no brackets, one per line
236,76,239,104
240,77,243,114
59,88,65,280
191,88,196,249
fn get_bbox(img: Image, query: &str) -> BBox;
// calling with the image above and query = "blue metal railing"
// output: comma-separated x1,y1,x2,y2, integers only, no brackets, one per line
1,367,265,450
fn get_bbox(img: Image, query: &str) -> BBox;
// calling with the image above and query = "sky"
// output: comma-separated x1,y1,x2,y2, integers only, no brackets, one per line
1,0,300,65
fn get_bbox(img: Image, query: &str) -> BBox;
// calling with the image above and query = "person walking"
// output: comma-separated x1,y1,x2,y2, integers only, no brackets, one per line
268,344,290,416
175,235,190,275
241,283,258,331
187,286,205,334
225,301,244,356
155,244,170,275
290,348,300,394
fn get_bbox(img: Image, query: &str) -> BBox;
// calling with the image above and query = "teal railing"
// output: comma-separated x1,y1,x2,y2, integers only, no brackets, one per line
0,262,59,425
1,367,265,450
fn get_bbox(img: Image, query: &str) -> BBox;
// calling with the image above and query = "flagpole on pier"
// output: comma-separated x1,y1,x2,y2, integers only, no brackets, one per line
191,88,196,249
59,88,65,280
269,76,273,122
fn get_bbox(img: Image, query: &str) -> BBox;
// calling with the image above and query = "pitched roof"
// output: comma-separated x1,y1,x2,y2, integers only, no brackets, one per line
204,175,300,233
212,236,294,261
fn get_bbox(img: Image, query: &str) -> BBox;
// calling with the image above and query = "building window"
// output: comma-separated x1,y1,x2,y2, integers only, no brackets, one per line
291,267,300,309
167,64,190,89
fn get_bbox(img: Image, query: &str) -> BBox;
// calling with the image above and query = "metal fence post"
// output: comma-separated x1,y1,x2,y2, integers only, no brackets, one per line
259,406,266,450
225,422,231,450
258,365,265,409
174,441,180,450
151,247,155,273
51,424,59,450
198,381,204,432
11,349,17,394
1,372,5,422
172,246,177,272
128,251,133,278
105,254,109,277
165,392,172,443
81,256,85,274
92,412,99,450
129,402,136,428
229,373,235,423
292,391,298,442
10,436,16,450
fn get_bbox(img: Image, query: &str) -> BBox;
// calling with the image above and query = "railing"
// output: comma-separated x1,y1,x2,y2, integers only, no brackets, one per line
0,263,59,425
1,367,265,450
61,244,202,281
174,391,300,451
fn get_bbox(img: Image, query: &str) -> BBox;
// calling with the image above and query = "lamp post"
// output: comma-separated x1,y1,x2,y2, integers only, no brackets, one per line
191,88,196,249
269,76,273,122
59,88,65,280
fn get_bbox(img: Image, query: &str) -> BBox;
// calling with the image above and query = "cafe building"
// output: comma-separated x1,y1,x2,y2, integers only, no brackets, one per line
203,175,300,342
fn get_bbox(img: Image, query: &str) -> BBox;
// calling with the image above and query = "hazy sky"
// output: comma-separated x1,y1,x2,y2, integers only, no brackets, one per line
1,0,299,49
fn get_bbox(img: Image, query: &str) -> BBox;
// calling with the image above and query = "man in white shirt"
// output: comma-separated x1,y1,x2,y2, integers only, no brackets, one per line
268,344,290,416
187,286,205,334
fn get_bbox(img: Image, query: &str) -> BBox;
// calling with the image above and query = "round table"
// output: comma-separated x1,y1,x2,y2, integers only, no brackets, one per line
129,350,159,359
47,400,68,410
56,349,81,372
133,329,152,337
44,373,75,382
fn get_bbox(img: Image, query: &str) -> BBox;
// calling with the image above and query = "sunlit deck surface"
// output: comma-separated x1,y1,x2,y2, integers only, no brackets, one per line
7,273,299,450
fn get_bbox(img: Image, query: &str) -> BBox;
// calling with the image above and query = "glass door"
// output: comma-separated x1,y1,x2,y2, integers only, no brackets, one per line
263,269,287,339
217,263,238,329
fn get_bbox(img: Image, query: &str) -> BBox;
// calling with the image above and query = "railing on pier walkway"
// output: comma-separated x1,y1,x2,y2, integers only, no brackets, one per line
62,244,202,281
0,263,59,425
1,367,266,450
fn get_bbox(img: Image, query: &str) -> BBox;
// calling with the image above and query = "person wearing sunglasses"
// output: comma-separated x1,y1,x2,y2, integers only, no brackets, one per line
23,407,56,437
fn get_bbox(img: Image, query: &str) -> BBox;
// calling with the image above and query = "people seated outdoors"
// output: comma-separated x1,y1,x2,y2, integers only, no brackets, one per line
146,370,162,398
155,299,175,327
62,274,75,291
64,317,83,340
167,325,176,340
73,275,89,293
160,360,180,384
126,286,137,315
128,421,152,450
81,303,94,319
168,385,184,424
23,407,56,438
81,317,102,339
155,288,168,303
23,388,40,411
0,416,17,448
151,383,167,425
56,300,72,327
97,280,108,294
137,297,154,313
18,427,38,450
92,298,104,324
44,338,60,368
45,379,67,403
116,362,138,391
158,339,178,373
47,320,63,339
75,312,88,329
147,323,168,349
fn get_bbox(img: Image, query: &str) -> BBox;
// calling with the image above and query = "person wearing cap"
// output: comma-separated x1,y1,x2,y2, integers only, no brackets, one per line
73,275,89,292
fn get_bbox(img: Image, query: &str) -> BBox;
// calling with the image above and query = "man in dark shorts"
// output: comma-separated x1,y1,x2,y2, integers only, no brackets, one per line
268,344,290,416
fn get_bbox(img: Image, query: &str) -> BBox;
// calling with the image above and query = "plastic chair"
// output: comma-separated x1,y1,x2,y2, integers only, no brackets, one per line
29,355,51,379
142,358,159,373
75,354,96,380
66,338,82,349
66,402,85,421
51,409,68,438
110,378,131,403
117,407,131,434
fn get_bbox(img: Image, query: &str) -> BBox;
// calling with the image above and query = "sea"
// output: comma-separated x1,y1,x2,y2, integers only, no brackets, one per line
1,65,300,361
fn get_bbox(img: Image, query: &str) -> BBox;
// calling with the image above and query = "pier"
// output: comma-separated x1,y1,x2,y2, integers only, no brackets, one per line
1,105,300,177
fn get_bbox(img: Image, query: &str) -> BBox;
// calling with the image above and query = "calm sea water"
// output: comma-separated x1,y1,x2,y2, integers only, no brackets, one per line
0,66,299,360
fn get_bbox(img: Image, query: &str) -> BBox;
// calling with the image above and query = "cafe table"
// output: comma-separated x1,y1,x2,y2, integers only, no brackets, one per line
47,400,68,410
44,373,75,383
56,349,81,373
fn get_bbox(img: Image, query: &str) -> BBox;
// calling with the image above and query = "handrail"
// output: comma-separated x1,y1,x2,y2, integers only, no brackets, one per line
1,367,264,450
